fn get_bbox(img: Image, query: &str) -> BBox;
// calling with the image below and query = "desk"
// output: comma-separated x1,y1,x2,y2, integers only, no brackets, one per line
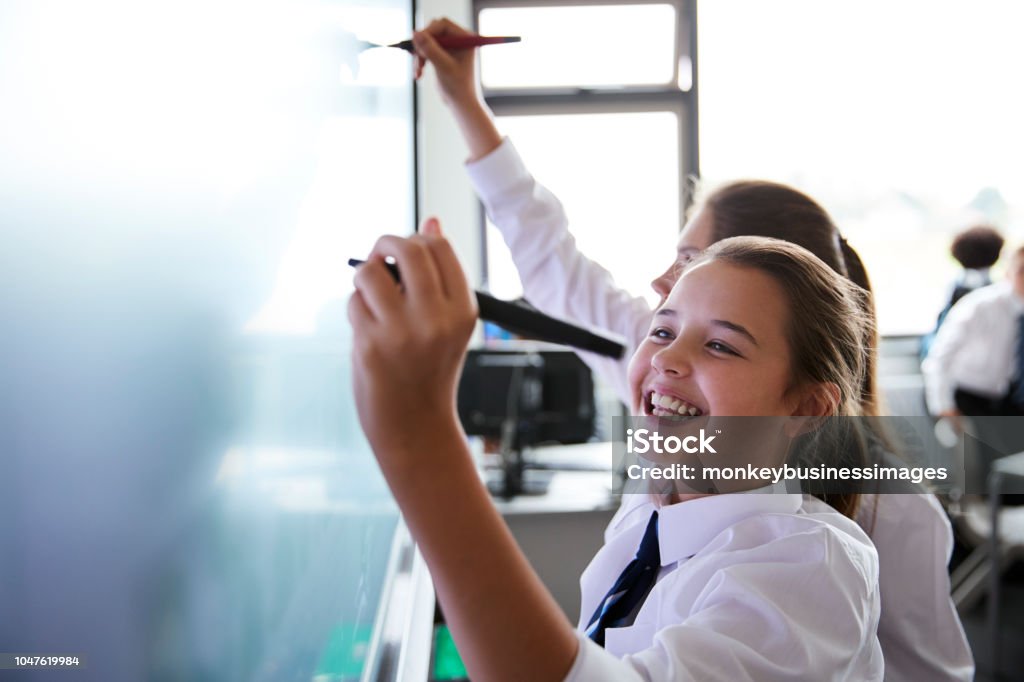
987,452,1024,674
489,441,619,515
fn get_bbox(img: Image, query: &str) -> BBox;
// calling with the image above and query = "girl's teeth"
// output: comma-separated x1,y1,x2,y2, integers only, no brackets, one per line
650,391,701,417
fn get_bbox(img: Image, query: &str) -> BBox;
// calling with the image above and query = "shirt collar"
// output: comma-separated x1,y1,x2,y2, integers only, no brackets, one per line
960,268,990,288
656,490,803,565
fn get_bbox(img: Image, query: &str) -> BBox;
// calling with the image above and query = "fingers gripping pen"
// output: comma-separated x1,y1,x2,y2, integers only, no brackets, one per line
348,258,625,359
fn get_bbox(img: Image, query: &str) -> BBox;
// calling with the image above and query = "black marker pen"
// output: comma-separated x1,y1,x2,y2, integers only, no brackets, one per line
348,258,625,359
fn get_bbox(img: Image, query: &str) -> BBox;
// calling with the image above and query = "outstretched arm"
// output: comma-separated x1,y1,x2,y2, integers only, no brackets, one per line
413,20,654,402
348,224,578,681
412,19,502,162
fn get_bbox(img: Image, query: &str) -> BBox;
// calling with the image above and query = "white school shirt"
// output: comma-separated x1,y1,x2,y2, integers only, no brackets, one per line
465,138,974,681
564,491,883,681
922,281,1024,415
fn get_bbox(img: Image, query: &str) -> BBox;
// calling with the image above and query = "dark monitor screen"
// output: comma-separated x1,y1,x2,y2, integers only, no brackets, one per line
457,348,596,446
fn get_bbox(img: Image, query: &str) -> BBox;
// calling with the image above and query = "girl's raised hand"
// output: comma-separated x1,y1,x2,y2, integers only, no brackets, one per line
412,18,503,161
412,18,479,109
347,222,477,461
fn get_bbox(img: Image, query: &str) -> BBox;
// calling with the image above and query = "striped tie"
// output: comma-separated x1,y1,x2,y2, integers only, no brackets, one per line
585,511,660,647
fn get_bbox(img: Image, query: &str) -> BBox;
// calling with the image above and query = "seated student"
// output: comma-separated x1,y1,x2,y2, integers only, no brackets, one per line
923,245,1024,504
924,245,1024,423
412,20,974,680
920,224,1004,359
349,231,883,680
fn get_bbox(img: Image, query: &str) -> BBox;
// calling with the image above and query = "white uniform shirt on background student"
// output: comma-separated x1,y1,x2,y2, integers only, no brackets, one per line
923,281,1024,414
564,492,883,681
464,138,974,681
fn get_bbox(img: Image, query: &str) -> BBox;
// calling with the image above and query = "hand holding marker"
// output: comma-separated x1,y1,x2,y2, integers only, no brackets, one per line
347,258,625,359
358,28,520,83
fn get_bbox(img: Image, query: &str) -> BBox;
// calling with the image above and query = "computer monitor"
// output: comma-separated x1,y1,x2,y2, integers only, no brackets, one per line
457,348,596,497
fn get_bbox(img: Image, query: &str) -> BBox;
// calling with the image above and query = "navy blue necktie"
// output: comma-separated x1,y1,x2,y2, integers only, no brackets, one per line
585,511,660,647
1012,315,1024,407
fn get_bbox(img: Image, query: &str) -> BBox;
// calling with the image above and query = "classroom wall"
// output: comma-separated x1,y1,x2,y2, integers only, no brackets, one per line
417,0,482,286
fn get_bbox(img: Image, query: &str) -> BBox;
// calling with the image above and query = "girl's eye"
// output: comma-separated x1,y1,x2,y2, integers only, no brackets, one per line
650,327,674,341
707,341,739,356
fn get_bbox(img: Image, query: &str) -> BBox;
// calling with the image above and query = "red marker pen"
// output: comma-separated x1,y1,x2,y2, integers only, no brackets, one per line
388,34,521,53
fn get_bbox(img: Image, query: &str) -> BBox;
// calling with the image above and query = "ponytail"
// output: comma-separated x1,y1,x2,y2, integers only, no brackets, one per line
837,236,883,417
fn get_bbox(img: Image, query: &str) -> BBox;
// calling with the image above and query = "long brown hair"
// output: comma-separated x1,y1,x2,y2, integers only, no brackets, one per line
692,236,874,518
698,180,882,417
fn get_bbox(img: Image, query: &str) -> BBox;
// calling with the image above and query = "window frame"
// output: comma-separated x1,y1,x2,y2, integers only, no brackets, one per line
472,0,699,291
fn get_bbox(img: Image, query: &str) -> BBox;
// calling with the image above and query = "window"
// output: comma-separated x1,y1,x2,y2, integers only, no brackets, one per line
479,4,679,89
476,1,696,307
698,0,1024,335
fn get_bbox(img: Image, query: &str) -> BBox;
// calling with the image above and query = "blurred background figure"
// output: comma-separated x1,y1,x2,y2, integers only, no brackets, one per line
922,245,1024,504
921,224,1005,359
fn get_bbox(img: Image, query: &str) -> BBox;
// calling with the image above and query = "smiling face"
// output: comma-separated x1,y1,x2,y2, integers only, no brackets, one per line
629,258,804,418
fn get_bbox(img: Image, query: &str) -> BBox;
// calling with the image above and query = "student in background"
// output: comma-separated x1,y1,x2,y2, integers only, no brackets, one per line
412,18,973,681
923,246,1024,505
350,231,883,680
924,245,1024,428
921,224,1004,359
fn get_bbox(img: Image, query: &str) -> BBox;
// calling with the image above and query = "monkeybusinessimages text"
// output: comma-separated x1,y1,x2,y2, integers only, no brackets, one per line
624,428,950,486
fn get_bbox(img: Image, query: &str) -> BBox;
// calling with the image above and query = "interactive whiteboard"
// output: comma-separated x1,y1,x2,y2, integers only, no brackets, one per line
0,1,415,679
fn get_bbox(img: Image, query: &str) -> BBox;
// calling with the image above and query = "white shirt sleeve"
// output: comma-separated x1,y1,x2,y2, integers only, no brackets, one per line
922,292,979,414
863,494,973,682
921,284,1022,414
465,138,655,406
563,632,646,682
